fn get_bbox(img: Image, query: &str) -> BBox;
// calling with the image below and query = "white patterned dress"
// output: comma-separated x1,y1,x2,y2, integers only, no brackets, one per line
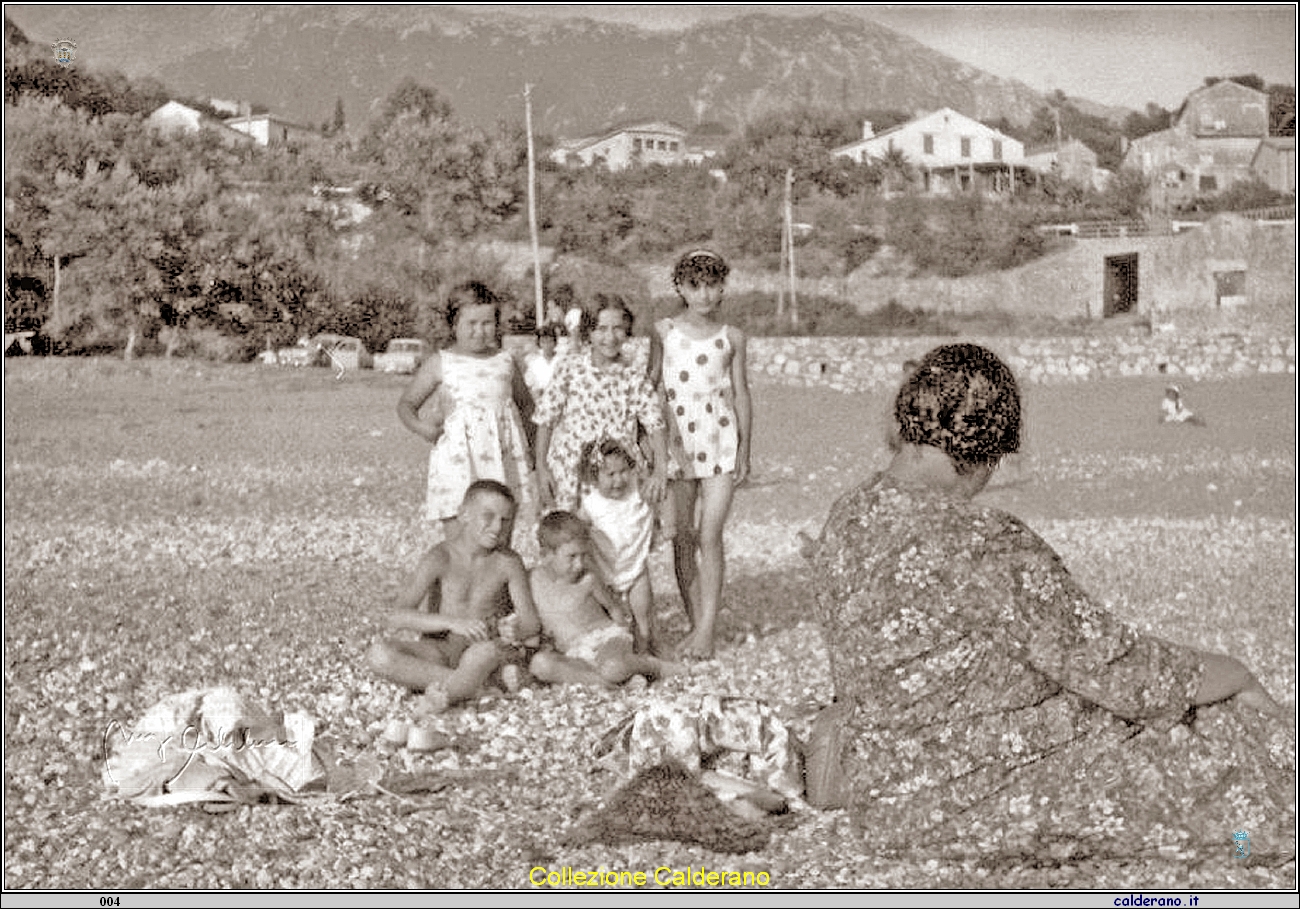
424,349,535,529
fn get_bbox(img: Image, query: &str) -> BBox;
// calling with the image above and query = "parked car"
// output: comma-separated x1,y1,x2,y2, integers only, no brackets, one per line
313,334,373,371
274,333,372,371
373,338,429,374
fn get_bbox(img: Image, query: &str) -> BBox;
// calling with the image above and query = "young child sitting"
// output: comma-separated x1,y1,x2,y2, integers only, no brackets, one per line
1161,384,1206,426
528,511,680,690
578,439,658,654
368,480,541,713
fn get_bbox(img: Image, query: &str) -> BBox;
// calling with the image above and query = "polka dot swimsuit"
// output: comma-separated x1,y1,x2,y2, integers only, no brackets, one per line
657,318,738,478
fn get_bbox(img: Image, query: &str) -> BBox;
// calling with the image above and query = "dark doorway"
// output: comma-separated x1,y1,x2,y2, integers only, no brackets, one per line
1103,253,1139,317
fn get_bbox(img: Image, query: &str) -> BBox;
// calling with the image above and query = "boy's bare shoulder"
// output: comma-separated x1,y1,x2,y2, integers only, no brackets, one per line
416,542,453,572
489,547,527,574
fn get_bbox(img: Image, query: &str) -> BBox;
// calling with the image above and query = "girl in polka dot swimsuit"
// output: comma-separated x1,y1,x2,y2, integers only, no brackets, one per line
650,250,753,659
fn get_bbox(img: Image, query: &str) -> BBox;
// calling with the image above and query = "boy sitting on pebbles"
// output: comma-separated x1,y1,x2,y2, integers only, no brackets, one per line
368,480,540,713
529,511,682,690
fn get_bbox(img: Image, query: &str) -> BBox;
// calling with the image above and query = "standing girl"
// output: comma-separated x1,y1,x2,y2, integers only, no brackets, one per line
534,294,668,515
650,249,752,659
397,281,536,540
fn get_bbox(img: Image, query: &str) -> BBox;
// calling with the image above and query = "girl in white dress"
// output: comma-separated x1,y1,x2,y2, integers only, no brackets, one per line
397,282,536,543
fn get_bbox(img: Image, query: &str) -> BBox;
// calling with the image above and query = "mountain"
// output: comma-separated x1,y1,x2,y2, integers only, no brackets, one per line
6,6,1062,136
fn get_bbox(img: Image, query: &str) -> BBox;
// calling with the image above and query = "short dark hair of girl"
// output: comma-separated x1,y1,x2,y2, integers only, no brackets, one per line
578,293,634,342
535,322,565,341
672,249,730,290
893,343,1021,475
537,510,589,552
444,281,501,331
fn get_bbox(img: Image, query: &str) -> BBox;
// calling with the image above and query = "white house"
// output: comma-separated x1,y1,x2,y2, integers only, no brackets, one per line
224,113,318,148
832,108,1027,194
146,101,252,143
549,121,689,171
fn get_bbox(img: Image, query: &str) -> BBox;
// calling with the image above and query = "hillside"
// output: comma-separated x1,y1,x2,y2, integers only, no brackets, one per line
7,6,1054,135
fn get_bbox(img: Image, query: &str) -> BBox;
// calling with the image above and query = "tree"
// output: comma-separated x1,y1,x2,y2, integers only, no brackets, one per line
1268,84,1295,137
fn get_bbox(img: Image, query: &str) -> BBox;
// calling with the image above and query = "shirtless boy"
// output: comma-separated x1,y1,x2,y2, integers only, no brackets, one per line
368,480,541,712
528,511,680,689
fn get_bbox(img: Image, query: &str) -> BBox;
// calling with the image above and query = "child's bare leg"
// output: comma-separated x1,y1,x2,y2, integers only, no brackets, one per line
445,641,507,704
368,638,454,690
598,647,684,685
669,479,701,628
419,641,506,713
626,572,657,655
676,474,734,659
530,650,615,689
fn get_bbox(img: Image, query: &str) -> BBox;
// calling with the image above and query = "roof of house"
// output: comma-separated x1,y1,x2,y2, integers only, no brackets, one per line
224,112,317,133
561,120,689,153
831,107,1015,156
148,101,254,140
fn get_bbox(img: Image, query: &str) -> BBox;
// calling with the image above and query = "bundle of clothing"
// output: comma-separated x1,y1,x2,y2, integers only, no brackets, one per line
102,687,325,808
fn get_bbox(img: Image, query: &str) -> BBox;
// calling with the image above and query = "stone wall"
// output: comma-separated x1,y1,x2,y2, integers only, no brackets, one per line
746,333,1296,393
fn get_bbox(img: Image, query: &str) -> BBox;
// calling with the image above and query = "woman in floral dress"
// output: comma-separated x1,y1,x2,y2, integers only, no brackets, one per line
808,343,1294,867
533,295,667,513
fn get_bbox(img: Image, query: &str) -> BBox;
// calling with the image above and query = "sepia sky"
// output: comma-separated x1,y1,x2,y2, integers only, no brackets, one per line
478,3,1298,111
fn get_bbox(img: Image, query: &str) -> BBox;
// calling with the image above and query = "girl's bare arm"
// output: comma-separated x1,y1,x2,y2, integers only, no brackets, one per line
397,352,444,442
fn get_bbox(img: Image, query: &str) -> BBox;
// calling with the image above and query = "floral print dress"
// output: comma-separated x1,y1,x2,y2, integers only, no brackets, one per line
424,349,534,526
533,347,663,512
810,474,1295,865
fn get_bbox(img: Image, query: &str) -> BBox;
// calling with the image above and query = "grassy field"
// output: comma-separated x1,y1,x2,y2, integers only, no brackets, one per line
3,356,1295,891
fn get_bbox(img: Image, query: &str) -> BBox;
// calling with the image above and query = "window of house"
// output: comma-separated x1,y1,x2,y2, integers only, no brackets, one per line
960,137,971,158
1200,174,1218,191
669,141,678,152
992,139,1002,161
658,140,667,151
923,134,934,155
633,138,642,151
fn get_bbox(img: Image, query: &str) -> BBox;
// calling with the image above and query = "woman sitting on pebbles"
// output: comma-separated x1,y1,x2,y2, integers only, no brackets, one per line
806,343,1293,867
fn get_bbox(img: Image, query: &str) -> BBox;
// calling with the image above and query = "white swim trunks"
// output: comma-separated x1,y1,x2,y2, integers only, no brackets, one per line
566,624,634,665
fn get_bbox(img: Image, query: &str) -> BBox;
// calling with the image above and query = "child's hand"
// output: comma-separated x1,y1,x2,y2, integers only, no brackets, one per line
643,468,667,505
536,463,556,509
734,448,752,487
444,616,491,642
497,613,521,644
420,418,445,444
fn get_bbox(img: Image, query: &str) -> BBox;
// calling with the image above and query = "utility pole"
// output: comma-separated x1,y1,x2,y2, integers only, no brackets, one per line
784,168,798,327
525,84,544,327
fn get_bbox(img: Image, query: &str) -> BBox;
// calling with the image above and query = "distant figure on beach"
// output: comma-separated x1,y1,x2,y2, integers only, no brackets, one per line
1160,384,1205,426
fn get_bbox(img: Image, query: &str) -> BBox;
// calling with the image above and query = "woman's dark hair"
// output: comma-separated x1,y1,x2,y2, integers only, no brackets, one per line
893,344,1021,475
672,249,730,291
578,293,635,342
444,281,501,331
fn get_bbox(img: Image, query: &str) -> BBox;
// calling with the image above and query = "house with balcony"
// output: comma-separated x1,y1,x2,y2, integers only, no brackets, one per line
832,108,1028,194
549,121,689,171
